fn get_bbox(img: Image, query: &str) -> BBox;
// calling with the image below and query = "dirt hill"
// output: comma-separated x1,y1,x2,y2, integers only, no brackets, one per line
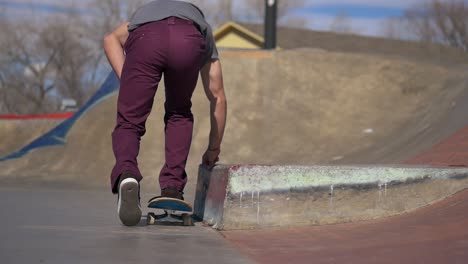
242,23,468,66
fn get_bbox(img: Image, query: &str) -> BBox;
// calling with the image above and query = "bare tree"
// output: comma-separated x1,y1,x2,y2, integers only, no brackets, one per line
190,0,306,28
242,0,305,23
0,9,11,114
0,12,95,114
85,0,146,40
0,19,57,114
83,0,146,85
381,18,408,40
189,0,234,28
404,0,468,51
43,18,95,107
0,0,148,114
329,12,354,34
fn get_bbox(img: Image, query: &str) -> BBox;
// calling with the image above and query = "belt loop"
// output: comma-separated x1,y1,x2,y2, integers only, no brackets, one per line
168,16,175,25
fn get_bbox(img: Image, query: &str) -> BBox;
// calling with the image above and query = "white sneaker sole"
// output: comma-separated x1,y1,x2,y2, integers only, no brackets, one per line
118,178,142,226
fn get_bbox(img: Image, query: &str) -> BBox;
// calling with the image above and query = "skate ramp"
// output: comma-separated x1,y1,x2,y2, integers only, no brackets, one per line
0,73,119,162
0,119,62,157
0,48,467,199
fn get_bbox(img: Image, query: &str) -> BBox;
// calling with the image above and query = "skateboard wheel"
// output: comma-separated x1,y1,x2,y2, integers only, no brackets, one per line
147,213,156,225
182,214,193,226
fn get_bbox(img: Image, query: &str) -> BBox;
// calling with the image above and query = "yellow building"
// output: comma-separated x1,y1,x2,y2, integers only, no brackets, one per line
213,22,264,49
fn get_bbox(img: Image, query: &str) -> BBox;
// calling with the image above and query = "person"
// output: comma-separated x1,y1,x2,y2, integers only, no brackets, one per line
103,0,227,226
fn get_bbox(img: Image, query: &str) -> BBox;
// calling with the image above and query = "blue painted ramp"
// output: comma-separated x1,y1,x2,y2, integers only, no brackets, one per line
0,72,119,162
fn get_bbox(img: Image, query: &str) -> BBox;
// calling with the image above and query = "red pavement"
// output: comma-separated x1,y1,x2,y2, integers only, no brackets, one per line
406,125,468,167
222,189,468,264
221,126,468,264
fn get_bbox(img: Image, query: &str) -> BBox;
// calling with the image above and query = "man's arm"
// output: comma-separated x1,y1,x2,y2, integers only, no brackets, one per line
103,22,130,80
200,59,227,167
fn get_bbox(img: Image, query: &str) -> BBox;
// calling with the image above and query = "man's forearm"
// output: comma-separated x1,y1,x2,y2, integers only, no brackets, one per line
201,60,227,151
103,35,125,80
103,22,129,80
208,96,227,150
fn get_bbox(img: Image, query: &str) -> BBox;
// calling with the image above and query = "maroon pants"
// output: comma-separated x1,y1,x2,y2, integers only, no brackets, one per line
110,17,207,193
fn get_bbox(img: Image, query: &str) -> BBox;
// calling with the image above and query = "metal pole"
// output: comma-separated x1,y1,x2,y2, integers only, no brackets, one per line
264,0,278,49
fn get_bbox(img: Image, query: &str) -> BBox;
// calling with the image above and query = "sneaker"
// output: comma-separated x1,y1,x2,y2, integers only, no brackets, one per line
161,187,184,200
117,171,142,226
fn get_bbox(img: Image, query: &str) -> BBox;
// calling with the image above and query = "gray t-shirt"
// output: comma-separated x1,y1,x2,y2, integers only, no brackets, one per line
128,0,219,63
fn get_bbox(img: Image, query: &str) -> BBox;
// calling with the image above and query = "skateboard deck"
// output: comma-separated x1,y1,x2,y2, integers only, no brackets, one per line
147,197,193,226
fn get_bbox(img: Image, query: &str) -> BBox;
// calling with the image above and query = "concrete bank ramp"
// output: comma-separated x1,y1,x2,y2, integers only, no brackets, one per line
195,165,468,230
0,119,62,157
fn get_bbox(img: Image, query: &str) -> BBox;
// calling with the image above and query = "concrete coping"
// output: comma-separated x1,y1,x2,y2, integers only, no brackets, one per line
224,165,468,194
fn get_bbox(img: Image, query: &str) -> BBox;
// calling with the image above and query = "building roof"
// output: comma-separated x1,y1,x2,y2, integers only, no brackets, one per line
233,22,468,65
213,21,264,49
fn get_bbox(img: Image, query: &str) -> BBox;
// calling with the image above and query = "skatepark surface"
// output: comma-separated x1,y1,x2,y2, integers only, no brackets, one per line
1,183,466,263
1,37,468,263
0,184,253,264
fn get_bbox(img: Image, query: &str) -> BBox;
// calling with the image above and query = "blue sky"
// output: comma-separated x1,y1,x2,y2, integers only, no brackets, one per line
296,4,404,19
0,0,89,20
0,0,431,36
290,0,430,35
0,0,78,14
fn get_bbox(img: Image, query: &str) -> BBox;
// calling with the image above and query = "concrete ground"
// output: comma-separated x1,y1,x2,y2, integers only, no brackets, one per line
1,181,466,264
0,184,254,264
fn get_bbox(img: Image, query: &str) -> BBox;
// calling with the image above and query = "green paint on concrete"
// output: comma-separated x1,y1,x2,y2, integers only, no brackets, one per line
228,165,468,194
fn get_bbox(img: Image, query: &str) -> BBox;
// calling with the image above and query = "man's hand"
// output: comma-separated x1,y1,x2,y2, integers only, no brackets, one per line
202,149,220,169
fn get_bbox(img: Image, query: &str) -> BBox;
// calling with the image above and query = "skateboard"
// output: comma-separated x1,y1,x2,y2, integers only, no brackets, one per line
147,197,194,226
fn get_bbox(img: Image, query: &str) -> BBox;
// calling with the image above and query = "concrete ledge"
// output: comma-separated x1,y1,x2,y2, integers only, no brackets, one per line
194,165,468,230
